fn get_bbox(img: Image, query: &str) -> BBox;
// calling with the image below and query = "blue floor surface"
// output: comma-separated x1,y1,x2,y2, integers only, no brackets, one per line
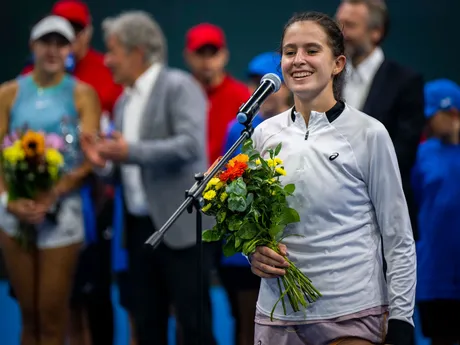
0,280,429,345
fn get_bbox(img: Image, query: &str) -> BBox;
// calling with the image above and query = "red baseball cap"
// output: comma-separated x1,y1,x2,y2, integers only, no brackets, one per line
51,0,91,27
185,23,226,51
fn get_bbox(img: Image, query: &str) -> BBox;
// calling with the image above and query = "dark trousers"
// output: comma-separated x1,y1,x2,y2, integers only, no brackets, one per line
71,198,114,345
125,214,216,345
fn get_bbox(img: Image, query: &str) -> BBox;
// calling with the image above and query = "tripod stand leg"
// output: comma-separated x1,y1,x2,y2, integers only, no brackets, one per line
196,207,204,345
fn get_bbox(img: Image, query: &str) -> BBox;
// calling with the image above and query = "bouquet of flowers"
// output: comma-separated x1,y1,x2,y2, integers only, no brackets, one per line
201,139,321,320
1,130,65,248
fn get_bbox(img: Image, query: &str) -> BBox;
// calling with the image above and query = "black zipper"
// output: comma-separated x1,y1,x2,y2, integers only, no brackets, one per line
304,128,309,140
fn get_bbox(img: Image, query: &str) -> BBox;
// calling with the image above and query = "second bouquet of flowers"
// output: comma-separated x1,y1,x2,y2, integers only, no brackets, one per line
1,130,65,248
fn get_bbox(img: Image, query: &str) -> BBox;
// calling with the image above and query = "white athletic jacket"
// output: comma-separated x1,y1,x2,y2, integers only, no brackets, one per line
252,102,416,342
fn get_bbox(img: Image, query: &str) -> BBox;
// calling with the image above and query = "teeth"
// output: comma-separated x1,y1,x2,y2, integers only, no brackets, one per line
293,71,312,78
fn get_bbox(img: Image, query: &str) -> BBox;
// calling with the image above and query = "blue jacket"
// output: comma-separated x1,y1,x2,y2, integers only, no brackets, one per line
412,138,460,300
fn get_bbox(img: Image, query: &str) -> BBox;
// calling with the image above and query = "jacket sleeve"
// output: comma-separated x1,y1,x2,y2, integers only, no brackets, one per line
392,73,425,181
124,72,207,168
393,73,425,241
364,123,417,345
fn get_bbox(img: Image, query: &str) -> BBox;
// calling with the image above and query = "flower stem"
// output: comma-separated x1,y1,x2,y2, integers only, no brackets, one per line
268,243,322,321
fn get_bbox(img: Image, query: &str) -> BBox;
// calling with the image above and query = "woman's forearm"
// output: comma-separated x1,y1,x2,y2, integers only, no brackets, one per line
53,162,93,197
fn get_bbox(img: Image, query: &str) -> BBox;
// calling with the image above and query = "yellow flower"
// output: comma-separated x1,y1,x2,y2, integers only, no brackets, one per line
45,148,64,167
255,159,261,165
267,159,274,167
274,157,283,165
275,167,287,176
48,166,59,179
2,145,25,164
22,131,45,158
267,178,276,184
203,190,217,200
215,181,225,190
220,192,228,202
205,177,220,191
202,203,212,212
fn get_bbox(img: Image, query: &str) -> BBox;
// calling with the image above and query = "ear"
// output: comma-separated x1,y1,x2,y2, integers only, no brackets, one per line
220,48,229,66
332,55,347,76
133,45,147,62
83,25,94,43
370,28,383,45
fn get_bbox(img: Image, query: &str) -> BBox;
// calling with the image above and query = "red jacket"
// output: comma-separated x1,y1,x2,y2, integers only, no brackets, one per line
206,75,250,165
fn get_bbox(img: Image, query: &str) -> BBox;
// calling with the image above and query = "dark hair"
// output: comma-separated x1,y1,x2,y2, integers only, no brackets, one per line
342,0,389,44
279,12,346,100
69,21,86,35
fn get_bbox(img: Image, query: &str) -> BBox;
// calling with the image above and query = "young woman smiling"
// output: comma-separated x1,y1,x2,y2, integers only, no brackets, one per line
249,12,416,345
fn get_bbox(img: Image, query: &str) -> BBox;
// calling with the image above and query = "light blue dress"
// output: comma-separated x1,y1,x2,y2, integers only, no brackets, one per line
0,74,85,249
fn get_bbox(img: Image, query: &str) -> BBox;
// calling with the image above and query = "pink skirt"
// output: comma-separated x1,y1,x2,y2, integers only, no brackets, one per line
254,307,388,345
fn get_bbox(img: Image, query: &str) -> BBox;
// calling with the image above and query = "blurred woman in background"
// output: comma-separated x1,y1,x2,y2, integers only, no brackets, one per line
0,15,100,345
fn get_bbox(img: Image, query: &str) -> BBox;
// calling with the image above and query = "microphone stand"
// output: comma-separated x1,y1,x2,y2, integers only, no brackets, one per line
145,121,256,345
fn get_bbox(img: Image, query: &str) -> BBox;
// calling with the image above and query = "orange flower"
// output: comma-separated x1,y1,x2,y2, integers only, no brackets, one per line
228,154,249,167
219,161,248,182
21,131,45,158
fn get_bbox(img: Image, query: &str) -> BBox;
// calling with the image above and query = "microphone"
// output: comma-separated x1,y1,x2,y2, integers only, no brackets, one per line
236,73,282,124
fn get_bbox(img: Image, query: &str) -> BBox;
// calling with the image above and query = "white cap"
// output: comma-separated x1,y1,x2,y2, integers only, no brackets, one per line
30,15,75,42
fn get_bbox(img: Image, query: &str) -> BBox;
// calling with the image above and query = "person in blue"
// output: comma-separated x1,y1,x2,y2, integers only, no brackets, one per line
0,16,100,345
219,52,292,345
411,79,460,345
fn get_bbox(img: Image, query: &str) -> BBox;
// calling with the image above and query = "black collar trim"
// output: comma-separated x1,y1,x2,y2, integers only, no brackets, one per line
290,101,345,123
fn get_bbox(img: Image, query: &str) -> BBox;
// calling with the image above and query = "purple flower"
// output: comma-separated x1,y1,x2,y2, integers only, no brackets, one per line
2,136,13,148
45,134,65,150
2,132,19,148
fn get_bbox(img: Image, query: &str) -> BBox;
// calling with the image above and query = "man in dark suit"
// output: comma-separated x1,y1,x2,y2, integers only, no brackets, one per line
336,0,425,241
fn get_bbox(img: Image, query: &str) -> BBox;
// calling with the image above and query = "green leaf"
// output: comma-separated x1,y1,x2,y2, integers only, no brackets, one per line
235,236,241,249
280,207,301,225
274,142,282,156
228,196,247,212
269,224,285,238
252,176,264,184
216,209,226,224
242,240,254,255
228,218,243,231
238,223,258,240
253,208,261,220
247,161,259,170
202,229,222,242
242,238,261,255
246,193,254,207
259,157,270,170
249,153,260,161
284,184,295,194
242,139,254,154
223,237,237,257
226,178,247,196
